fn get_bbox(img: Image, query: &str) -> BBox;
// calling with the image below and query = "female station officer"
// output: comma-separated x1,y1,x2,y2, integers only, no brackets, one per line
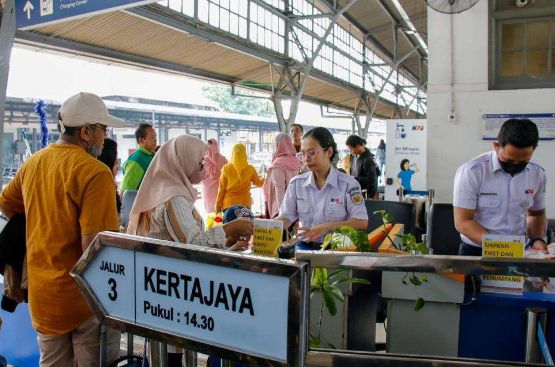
275,127,369,244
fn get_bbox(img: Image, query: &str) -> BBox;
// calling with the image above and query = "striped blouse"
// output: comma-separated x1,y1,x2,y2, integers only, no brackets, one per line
148,196,227,249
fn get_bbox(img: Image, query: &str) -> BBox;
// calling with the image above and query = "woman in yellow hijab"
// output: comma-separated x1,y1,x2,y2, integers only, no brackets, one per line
216,144,264,212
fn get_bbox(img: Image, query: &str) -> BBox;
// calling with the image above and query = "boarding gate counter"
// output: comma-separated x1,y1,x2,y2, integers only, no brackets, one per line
45,231,555,367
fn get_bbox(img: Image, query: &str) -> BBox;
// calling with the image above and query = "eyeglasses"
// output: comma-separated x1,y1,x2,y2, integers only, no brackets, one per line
296,148,326,161
85,124,110,136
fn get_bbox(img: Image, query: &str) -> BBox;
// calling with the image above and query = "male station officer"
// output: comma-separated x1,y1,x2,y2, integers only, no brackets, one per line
453,119,547,256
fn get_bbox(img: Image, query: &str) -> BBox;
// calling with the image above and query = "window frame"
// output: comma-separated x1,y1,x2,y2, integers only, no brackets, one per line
490,4,555,90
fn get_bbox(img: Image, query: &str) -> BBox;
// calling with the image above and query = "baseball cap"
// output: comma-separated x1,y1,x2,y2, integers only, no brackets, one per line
58,92,124,133
223,205,254,224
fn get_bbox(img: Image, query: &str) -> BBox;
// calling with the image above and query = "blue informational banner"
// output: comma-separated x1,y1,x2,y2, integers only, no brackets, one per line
483,113,555,141
15,0,157,30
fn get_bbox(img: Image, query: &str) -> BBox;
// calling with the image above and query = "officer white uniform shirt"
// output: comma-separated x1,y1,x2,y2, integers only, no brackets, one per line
453,150,546,247
279,168,368,240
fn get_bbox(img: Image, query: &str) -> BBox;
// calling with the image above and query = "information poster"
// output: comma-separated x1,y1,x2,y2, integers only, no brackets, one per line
385,119,427,201
253,219,283,257
483,114,555,140
482,235,525,295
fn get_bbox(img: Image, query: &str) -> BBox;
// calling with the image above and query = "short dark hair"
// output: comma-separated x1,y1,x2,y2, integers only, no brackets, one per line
400,159,410,171
135,123,154,143
291,124,303,132
498,118,539,149
302,127,337,161
57,111,80,136
345,135,366,148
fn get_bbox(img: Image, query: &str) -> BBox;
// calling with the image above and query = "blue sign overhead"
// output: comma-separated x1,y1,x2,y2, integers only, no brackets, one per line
16,0,157,30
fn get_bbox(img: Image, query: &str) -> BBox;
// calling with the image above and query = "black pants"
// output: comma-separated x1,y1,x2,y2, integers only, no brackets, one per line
458,242,482,293
458,242,482,256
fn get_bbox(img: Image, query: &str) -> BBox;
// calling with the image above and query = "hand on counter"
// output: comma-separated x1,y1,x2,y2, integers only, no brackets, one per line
297,223,331,241
228,241,252,252
532,240,549,254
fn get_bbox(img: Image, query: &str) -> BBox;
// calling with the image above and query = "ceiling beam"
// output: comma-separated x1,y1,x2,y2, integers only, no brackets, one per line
316,0,424,87
374,0,427,58
15,29,402,118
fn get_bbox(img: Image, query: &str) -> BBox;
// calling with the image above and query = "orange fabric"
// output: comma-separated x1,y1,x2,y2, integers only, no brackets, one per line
216,164,264,210
0,144,119,336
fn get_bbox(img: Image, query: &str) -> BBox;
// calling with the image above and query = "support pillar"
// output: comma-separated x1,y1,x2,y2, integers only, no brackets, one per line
0,0,16,170
258,126,263,152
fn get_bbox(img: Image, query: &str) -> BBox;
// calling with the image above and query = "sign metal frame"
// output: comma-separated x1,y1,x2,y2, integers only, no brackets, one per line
71,232,308,367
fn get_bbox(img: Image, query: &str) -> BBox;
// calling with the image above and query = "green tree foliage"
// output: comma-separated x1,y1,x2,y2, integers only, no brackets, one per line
202,85,276,118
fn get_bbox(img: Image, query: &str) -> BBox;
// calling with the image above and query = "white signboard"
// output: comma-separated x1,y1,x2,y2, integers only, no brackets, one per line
483,114,555,140
82,245,291,362
385,119,427,201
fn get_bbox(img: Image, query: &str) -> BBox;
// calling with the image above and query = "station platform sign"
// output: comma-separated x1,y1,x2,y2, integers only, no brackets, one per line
16,0,158,30
71,232,308,367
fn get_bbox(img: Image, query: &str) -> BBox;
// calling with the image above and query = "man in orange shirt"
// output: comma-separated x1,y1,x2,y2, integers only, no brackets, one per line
0,92,124,366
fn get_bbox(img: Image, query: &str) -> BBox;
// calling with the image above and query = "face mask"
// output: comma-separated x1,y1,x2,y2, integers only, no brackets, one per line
86,126,101,159
499,159,528,175
189,166,206,184
87,144,101,159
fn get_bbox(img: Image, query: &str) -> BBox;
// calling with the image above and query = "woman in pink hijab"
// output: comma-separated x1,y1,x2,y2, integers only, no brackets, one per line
263,132,300,218
201,139,228,212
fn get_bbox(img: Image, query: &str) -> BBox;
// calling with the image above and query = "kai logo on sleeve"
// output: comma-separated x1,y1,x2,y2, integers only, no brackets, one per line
348,187,363,205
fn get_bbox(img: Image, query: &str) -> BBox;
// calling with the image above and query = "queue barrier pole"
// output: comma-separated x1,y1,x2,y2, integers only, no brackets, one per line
398,187,404,202
524,307,548,364
127,333,134,355
100,325,107,367
160,343,168,367
185,350,197,367
150,340,161,367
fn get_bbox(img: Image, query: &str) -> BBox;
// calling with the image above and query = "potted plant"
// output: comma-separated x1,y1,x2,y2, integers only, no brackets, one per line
309,268,370,348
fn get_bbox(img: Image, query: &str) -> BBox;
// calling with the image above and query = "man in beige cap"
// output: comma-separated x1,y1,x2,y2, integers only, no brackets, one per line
0,93,124,366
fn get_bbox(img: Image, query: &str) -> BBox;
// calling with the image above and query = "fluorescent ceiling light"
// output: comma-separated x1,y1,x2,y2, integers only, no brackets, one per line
390,0,429,54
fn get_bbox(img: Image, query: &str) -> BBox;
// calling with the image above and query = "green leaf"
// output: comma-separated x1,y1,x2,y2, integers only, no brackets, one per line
414,298,425,312
310,285,322,297
340,226,358,240
333,277,371,286
327,343,338,349
373,210,385,215
311,268,328,288
409,275,422,286
383,214,394,223
416,242,429,254
356,232,371,252
322,290,338,316
421,274,428,282
325,285,345,302
329,269,348,279
309,336,321,349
